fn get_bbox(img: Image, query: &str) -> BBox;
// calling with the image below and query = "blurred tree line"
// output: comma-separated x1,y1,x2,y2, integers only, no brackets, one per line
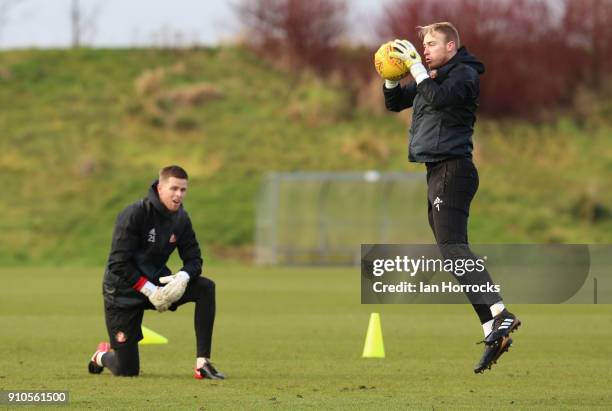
236,0,612,119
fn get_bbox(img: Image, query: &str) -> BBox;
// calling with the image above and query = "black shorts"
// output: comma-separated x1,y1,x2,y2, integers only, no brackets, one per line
104,301,146,349
425,157,478,244
103,276,216,357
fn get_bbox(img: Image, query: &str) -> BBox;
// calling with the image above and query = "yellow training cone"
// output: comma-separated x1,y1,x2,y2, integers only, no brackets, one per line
362,313,385,358
139,326,168,345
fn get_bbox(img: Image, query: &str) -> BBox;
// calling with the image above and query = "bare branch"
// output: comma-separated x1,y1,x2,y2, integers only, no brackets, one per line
71,0,104,48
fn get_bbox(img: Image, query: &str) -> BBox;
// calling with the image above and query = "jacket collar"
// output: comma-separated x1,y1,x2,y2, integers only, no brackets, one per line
148,180,177,219
434,46,485,81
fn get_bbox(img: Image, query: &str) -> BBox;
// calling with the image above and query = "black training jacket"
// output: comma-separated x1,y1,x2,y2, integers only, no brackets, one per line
103,181,203,308
383,46,485,163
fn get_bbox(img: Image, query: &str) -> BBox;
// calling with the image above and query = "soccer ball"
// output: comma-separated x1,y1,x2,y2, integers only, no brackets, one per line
374,41,409,81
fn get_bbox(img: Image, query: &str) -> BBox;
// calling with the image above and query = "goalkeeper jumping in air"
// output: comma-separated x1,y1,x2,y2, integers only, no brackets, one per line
381,22,521,373
87,165,224,380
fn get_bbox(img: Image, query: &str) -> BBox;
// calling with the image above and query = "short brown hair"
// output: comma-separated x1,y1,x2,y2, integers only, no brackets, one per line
417,22,461,49
159,165,188,181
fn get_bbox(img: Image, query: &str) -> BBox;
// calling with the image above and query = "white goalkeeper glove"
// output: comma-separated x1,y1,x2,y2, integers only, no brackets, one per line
159,271,190,304
139,281,171,312
389,39,429,84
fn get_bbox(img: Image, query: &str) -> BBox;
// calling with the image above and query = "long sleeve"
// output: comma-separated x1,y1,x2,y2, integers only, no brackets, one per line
416,65,478,110
107,204,146,288
383,81,418,112
178,214,203,280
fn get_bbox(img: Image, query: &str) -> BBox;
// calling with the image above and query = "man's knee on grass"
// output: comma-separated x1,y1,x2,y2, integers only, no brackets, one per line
104,340,141,377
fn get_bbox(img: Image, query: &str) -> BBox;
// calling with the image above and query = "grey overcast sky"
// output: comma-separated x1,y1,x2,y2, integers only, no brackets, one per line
0,0,381,49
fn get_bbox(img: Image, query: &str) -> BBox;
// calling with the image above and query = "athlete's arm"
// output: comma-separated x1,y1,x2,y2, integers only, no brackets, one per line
416,65,477,109
107,204,147,288
383,81,418,111
177,214,203,280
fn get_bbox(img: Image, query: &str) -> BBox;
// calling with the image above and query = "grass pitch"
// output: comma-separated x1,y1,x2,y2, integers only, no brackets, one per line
2,266,612,410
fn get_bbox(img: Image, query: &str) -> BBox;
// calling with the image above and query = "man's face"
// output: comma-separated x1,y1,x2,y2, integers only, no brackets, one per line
157,177,188,213
423,31,455,69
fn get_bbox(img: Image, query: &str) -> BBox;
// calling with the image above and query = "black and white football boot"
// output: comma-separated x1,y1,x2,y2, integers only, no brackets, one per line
484,309,521,344
194,360,225,380
474,335,513,373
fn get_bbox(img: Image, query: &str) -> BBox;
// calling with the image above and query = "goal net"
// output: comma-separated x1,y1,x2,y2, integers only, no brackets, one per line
255,171,433,265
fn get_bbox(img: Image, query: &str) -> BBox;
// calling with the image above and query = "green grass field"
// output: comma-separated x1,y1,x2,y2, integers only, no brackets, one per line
2,267,612,410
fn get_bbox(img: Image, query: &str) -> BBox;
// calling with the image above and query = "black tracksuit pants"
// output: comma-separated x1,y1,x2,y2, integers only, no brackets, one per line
102,276,216,376
426,157,501,323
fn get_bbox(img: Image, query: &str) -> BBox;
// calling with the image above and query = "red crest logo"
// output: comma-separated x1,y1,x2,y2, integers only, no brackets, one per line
115,331,126,343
